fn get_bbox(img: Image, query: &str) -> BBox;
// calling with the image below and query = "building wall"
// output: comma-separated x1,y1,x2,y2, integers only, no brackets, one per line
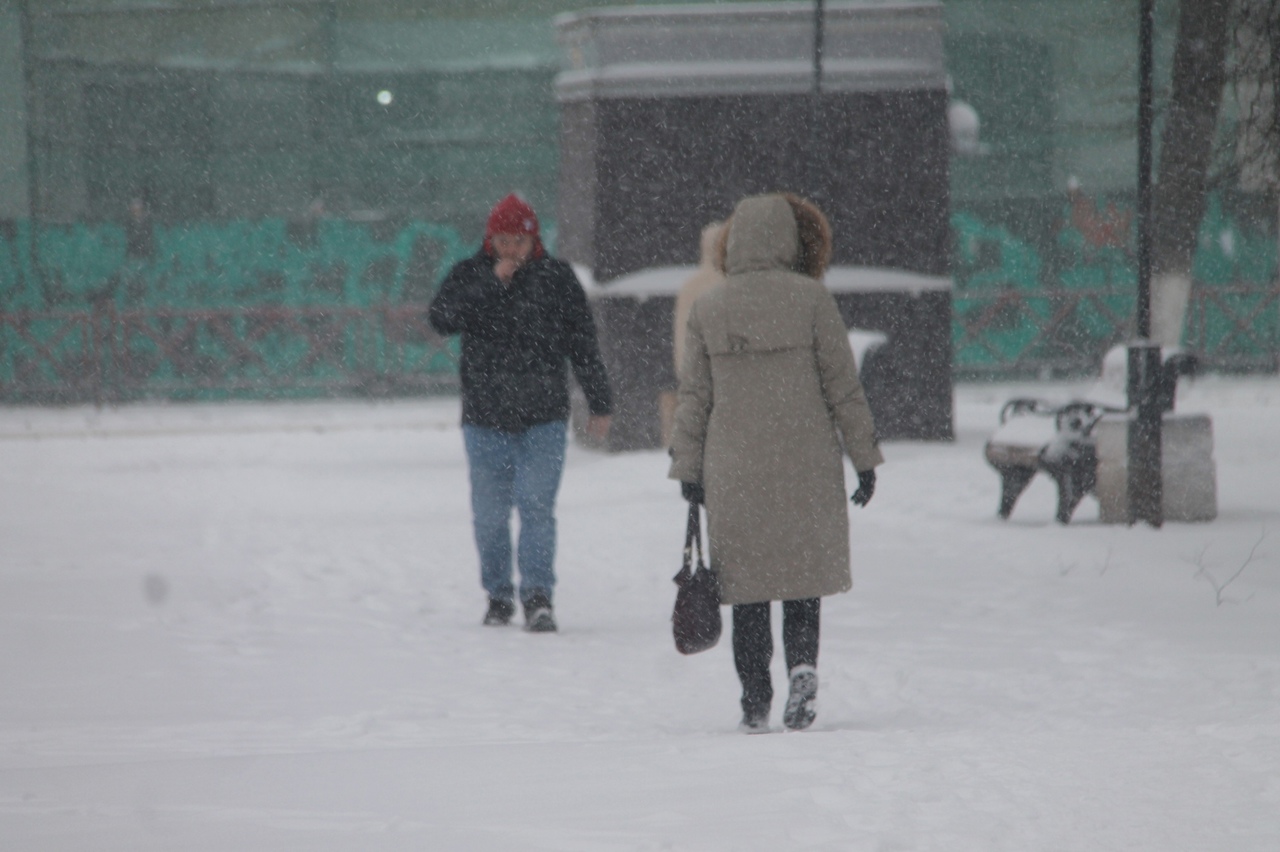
571,90,950,281
0,0,1226,230
12,1,564,233
0,0,29,220
3,2,1276,396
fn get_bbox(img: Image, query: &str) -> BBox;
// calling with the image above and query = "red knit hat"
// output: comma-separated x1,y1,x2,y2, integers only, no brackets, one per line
483,193,544,258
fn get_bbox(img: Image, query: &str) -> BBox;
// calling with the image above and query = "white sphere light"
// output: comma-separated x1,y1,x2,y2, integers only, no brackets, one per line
377,89,394,106
948,100,985,156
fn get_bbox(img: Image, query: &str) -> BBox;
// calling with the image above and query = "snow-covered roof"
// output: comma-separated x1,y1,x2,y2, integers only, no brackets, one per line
555,1,945,100
576,264,951,300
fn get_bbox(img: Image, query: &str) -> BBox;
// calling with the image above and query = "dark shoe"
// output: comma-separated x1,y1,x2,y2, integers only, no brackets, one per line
782,665,818,730
739,706,770,734
522,592,557,633
482,598,516,627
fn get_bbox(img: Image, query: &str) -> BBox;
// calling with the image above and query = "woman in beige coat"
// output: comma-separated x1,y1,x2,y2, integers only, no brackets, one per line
668,193,883,732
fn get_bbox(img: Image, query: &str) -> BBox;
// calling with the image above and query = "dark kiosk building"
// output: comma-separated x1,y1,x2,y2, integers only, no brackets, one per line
555,1,953,449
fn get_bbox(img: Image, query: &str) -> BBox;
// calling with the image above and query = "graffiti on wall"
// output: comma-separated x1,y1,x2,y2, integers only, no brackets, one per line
0,218,475,402
1,195,1277,403
953,192,1278,375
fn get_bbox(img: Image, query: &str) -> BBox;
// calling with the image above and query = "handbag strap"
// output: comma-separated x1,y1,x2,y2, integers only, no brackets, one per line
684,500,706,571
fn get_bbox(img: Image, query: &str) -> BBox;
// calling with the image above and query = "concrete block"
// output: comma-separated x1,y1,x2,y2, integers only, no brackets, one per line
1095,413,1217,523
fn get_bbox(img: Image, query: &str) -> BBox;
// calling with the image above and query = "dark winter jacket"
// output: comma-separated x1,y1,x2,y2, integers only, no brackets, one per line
428,250,612,432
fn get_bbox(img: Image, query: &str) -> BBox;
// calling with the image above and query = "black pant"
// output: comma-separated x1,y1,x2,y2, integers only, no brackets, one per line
732,598,820,714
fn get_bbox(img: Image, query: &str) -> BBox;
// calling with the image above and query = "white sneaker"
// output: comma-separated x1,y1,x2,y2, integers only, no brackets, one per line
782,665,817,730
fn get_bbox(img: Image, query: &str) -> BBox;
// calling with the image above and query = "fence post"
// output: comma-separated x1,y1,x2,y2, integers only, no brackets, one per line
90,299,118,407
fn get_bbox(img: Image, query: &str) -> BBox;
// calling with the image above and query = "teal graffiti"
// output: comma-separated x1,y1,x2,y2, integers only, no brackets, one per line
953,192,1278,374
0,218,480,401
951,210,1050,367
1186,196,1278,359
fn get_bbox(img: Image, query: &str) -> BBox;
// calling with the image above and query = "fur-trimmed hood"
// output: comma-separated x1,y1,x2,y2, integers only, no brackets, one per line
716,193,832,280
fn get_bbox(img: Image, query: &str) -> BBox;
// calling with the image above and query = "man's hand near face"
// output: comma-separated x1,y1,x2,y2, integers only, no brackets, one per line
493,258,521,282
492,233,535,284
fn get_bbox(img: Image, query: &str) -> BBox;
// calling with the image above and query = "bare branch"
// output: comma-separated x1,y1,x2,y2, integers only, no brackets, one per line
1189,528,1268,606
1189,541,1214,580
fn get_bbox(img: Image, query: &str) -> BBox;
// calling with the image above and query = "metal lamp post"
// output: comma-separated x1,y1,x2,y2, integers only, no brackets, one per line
1130,0,1164,527
18,0,39,224
808,0,825,203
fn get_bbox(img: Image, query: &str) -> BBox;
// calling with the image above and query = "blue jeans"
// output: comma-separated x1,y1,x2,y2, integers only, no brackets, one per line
462,421,567,604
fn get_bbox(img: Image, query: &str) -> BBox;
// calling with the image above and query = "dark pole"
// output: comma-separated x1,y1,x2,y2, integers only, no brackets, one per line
1136,0,1154,338
813,0,824,97
808,0,824,203
17,0,39,229
322,0,338,70
1129,0,1163,527
15,0,52,323
309,0,338,210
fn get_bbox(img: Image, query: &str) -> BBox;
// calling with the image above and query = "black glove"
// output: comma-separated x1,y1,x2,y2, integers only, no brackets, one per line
681,481,705,506
850,469,876,507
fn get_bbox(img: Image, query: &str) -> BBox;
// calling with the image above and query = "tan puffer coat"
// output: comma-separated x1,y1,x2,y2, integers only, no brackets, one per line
668,194,883,604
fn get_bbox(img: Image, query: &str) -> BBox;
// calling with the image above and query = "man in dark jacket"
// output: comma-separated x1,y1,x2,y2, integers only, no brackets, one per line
429,193,612,632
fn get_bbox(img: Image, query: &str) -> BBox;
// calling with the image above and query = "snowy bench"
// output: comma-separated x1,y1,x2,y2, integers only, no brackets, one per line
984,346,1198,524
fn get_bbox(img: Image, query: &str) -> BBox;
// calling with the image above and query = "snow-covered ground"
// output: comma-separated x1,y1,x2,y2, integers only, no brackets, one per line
2,377,1278,851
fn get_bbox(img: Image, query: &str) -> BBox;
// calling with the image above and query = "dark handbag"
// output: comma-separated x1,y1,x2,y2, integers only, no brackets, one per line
672,500,722,654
